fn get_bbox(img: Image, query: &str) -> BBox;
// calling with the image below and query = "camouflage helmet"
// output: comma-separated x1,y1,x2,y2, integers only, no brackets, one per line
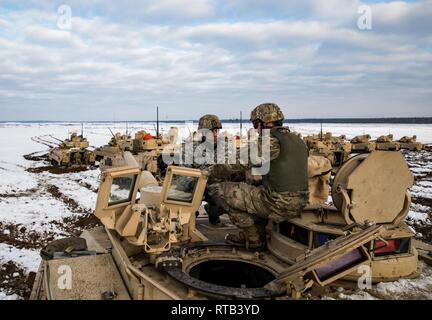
250,103,284,123
198,114,222,130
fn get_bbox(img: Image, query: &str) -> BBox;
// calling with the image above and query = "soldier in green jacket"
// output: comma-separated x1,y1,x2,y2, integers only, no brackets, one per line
207,103,309,248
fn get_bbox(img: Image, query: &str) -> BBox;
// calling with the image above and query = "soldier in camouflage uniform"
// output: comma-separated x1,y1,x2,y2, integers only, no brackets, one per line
180,114,242,226
207,103,309,249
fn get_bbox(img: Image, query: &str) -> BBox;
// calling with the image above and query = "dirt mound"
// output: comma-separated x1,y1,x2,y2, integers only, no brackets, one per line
412,197,432,208
0,188,39,198
0,261,36,300
23,152,48,162
0,222,56,250
51,213,102,237
26,166,92,174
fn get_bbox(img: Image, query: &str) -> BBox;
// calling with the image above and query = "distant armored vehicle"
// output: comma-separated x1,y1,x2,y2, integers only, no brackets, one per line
375,134,401,151
94,132,133,162
99,128,180,176
48,132,96,167
398,136,424,151
32,151,429,300
350,134,376,153
304,133,351,171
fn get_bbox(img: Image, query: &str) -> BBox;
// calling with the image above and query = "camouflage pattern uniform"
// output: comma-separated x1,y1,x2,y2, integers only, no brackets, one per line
207,103,309,248
179,115,243,225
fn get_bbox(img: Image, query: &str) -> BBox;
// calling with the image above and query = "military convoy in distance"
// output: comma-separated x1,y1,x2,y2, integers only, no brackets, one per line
398,136,425,151
374,134,401,151
350,134,376,153
31,148,432,300
49,132,96,167
350,134,426,153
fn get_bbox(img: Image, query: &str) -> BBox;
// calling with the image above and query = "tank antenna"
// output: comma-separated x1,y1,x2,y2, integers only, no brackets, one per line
240,111,243,137
320,120,323,141
156,106,160,138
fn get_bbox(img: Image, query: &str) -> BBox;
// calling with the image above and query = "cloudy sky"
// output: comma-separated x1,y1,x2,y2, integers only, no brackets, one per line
0,0,431,121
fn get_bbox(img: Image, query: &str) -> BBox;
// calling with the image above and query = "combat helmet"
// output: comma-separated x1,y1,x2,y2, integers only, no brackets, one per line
250,103,285,123
198,114,222,130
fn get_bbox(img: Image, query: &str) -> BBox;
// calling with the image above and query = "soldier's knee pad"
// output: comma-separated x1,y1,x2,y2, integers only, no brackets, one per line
228,211,255,228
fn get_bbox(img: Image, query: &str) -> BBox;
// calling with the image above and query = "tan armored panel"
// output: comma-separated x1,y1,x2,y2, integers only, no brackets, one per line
46,254,130,300
346,151,413,224
308,156,332,205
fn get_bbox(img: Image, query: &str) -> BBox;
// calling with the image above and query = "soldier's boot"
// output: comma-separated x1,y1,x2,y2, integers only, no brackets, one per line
225,224,266,250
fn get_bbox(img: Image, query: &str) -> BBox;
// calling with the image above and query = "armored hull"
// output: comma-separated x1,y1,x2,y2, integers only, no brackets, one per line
49,147,96,167
31,152,431,300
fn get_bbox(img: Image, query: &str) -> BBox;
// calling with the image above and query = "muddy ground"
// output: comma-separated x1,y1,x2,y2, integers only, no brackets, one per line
0,151,101,299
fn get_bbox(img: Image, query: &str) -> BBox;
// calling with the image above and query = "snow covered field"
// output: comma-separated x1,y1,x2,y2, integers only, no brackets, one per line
0,121,431,300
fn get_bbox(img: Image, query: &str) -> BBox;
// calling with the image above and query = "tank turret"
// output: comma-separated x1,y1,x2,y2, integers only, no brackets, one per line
398,136,424,151
374,134,401,151
350,134,376,153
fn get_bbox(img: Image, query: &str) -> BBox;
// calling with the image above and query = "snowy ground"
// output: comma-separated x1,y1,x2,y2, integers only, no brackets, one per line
0,121,431,300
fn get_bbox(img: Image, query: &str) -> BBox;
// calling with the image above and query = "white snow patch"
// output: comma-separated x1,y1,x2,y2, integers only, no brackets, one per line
375,263,432,299
408,210,429,223
39,170,99,211
0,243,41,272
0,194,74,232
0,163,39,194
0,291,21,300
411,186,432,199
337,291,378,300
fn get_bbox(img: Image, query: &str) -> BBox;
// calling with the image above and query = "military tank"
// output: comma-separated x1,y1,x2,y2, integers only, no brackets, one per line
48,132,96,167
374,134,401,151
350,134,376,153
304,133,352,172
398,136,424,151
94,132,133,162
31,151,431,300
99,128,180,177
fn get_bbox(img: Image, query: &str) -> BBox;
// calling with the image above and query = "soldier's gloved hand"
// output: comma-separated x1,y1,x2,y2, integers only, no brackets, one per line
207,164,223,180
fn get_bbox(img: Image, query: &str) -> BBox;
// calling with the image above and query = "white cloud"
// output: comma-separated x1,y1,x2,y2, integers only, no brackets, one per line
0,1,431,120
143,0,214,17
